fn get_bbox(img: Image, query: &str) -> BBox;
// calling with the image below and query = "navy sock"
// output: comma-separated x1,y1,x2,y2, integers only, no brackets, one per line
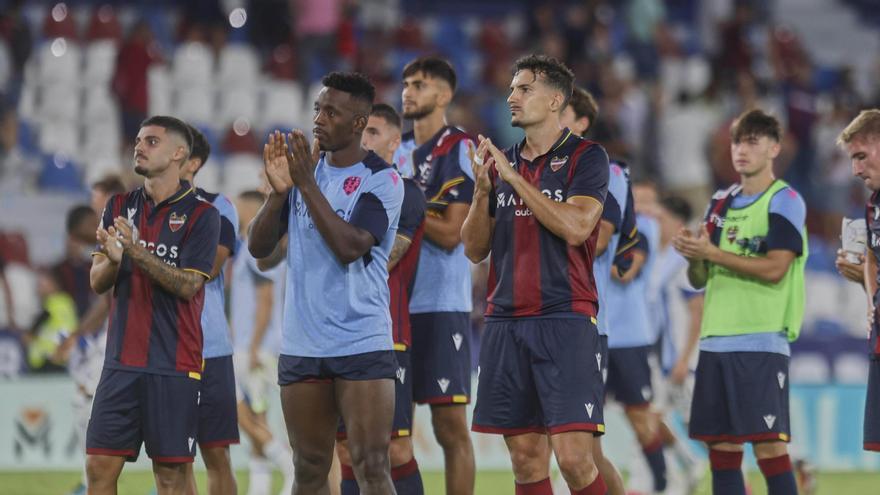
391,458,424,495
709,449,746,495
642,437,668,492
340,463,359,495
758,454,798,495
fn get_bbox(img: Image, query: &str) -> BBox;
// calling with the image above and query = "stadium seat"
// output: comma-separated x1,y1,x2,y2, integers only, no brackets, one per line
217,45,260,88
222,154,264,197
259,80,304,131
38,154,83,192
173,87,215,129
789,353,830,383
194,159,222,193
82,86,119,125
834,353,870,384
36,84,80,126
42,3,79,40
217,87,259,128
147,65,173,117
38,121,79,157
85,5,123,42
83,155,123,186
35,39,82,86
82,40,118,86
80,121,121,170
0,232,30,266
172,42,214,88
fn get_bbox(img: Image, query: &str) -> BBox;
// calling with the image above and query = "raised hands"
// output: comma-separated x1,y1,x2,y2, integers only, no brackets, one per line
673,224,715,262
95,216,138,264
470,135,494,194
285,130,321,187
263,130,295,195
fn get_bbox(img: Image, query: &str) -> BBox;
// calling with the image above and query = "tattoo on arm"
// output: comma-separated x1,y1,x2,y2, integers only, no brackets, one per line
387,235,412,271
127,244,207,299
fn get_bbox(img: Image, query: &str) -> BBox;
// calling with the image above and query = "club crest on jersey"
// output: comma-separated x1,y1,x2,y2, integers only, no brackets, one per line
169,213,186,232
343,176,361,195
726,226,738,243
549,155,568,172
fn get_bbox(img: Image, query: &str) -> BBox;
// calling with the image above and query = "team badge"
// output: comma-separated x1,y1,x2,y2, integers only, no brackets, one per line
169,213,187,232
549,155,568,172
726,225,739,243
343,176,361,195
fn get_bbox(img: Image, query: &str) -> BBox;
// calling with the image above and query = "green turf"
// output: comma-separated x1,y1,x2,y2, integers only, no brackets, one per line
1,469,877,494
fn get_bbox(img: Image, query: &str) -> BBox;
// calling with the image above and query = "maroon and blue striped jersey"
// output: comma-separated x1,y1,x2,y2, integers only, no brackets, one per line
867,190,880,356
389,178,426,348
98,181,220,377
486,130,609,319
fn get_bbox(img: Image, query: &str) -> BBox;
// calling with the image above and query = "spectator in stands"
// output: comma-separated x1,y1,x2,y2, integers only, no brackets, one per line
52,206,99,318
112,21,161,143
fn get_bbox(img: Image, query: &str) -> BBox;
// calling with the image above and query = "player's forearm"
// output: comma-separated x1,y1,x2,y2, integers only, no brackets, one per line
387,235,413,271
867,253,878,308
686,260,709,289
508,174,601,246
461,191,493,263
90,255,119,294
126,244,206,300
256,234,288,271
249,193,287,258
209,247,230,280
75,294,110,336
298,181,374,265
705,249,792,284
424,213,462,251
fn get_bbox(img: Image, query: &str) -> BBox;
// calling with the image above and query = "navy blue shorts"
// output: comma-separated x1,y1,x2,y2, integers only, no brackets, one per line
606,345,654,407
689,351,791,443
338,349,413,440
864,359,880,451
278,350,398,385
472,317,605,436
86,368,200,462
410,312,472,405
198,356,240,448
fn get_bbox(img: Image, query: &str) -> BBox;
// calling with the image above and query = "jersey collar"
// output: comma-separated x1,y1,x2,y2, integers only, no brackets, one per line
514,128,573,165
143,180,194,210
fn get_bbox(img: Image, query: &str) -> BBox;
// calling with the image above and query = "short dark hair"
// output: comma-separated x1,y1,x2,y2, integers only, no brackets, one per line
185,124,211,169
91,175,126,195
730,109,782,143
370,103,401,129
402,56,457,92
659,195,693,223
140,115,194,155
321,72,376,108
513,54,575,108
66,205,96,234
238,190,265,203
565,86,600,133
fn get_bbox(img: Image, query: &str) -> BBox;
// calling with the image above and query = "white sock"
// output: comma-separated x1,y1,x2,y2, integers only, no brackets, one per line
248,456,272,495
263,439,295,488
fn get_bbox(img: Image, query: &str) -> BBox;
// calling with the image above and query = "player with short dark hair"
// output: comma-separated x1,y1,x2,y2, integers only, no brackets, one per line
837,109,880,454
394,55,477,495
86,115,221,494
673,108,806,495
336,103,428,494
248,72,404,495
180,124,240,495
462,54,610,495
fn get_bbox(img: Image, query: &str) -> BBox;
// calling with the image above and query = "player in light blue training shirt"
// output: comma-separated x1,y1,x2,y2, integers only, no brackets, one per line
248,72,403,494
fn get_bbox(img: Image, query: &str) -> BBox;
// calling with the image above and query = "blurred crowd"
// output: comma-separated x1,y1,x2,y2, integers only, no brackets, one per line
1,0,878,375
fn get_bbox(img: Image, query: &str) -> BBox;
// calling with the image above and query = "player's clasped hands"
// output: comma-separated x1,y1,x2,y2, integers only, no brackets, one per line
673,224,715,261
262,130,322,194
95,217,137,264
835,248,865,285
473,134,516,184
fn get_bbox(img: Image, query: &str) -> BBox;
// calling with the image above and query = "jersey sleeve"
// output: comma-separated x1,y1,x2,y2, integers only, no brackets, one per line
568,144,609,205
350,169,404,245
766,187,806,255
214,195,239,255
180,206,220,278
93,195,120,256
427,138,476,209
397,180,427,240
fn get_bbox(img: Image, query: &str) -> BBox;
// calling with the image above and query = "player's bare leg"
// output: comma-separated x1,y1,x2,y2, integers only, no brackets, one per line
281,382,340,495
430,404,475,494
200,447,236,495
549,431,600,490
85,454,125,495
336,378,396,495
594,437,625,495
337,436,420,494
152,461,189,495
625,405,667,491
328,446,341,495
504,433,552,485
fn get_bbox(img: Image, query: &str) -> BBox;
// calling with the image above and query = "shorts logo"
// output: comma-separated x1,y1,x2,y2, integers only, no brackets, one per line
777,372,786,389
763,414,776,429
343,176,362,195
197,391,200,405
641,386,652,401
169,213,186,232
549,155,568,172
585,403,594,418
452,333,463,351
188,437,195,452
397,367,406,384
437,378,450,394
595,353,602,371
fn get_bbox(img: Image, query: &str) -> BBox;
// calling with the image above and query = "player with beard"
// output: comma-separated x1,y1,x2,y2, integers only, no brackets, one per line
393,56,476,495
248,72,403,495
463,55,610,495
86,116,220,494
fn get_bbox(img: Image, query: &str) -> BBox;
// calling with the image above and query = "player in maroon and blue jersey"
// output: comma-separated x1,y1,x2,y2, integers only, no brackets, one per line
86,116,220,494
462,55,610,495
337,103,428,494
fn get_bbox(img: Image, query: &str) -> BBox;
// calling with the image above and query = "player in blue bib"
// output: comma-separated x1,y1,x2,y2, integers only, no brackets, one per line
249,72,403,495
